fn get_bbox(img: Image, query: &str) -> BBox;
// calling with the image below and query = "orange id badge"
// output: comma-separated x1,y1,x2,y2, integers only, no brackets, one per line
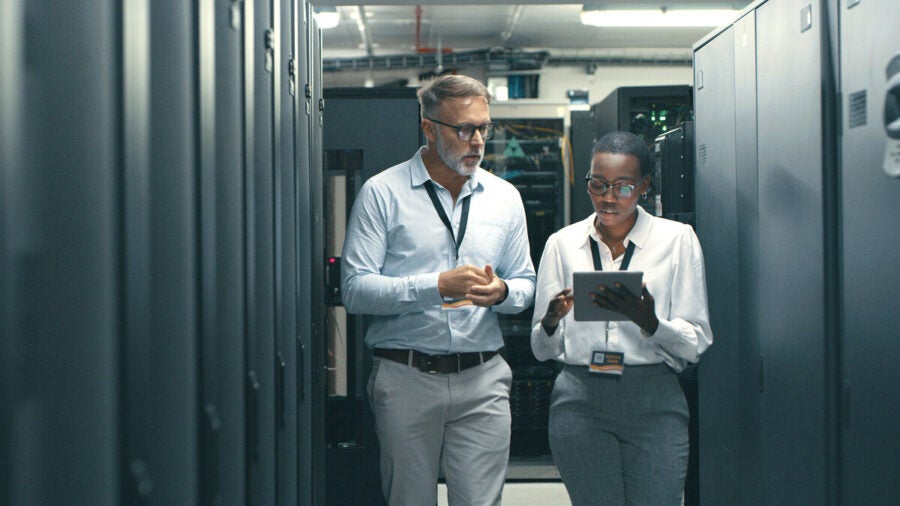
441,297,474,310
589,350,624,376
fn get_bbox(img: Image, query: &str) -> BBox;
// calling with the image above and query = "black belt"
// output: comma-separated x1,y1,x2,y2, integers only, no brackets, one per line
373,348,498,374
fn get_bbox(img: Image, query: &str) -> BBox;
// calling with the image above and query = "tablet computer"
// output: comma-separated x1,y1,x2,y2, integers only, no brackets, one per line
572,271,644,322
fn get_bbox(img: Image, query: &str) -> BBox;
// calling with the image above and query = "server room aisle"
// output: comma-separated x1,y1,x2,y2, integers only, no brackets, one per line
438,482,572,506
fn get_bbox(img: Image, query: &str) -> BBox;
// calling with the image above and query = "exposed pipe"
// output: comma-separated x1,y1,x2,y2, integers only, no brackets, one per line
415,5,451,54
500,5,526,46
322,49,691,73
355,6,373,57
415,5,423,52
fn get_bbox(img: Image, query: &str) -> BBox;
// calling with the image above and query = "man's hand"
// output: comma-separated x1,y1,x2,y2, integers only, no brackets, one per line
590,282,659,335
438,264,491,300
465,264,508,307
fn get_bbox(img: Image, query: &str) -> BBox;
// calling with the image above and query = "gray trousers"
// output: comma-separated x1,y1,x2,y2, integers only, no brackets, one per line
549,363,689,506
367,354,513,506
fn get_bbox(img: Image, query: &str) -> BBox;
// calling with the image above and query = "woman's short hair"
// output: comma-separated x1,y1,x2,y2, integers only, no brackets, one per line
417,74,491,120
591,131,651,178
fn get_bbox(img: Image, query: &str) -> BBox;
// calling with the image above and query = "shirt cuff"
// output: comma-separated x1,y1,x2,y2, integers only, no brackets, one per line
644,318,677,344
532,319,565,361
492,279,510,306
416,272,444,305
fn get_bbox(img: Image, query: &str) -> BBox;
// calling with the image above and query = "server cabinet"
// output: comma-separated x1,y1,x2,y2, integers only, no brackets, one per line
121,1,201,503
274,0,300,504
244,0,278,503
756,2,833,502
1,2,120,504
695,1,841,503
592,85,694,146
304,6,329,505
2,3,323,505
693,22,745,506
199,1,249,504
322,87,422,506
651,121,695,223
838,1,900,503
294,3,324,506
728,13,763,503
571,85,694,222
484,118,566,467
569,110,595,221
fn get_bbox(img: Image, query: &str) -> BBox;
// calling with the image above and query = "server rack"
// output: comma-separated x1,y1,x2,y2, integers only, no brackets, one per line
483,118,566,471
1,2,324,504
696,2,833,503
303,6,328,505
836,1,900,503
693,14,751,505
569,110,596,224
0,2,121,504
694,0,899,504
322,87,423,506
651,121,695,225
571,85,694,222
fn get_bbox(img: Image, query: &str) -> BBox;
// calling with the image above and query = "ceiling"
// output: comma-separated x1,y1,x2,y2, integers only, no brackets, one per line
318,1,753,81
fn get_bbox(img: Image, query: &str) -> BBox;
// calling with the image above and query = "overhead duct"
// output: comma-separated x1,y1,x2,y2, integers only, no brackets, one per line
322,49,690,73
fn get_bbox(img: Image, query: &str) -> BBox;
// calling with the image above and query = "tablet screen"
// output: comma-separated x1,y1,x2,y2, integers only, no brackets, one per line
572,271,643,322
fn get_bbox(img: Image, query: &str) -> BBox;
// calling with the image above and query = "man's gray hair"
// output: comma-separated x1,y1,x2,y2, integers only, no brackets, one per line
417,74,491,120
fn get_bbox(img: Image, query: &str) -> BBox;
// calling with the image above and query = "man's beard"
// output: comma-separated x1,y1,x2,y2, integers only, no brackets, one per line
435,129,483,176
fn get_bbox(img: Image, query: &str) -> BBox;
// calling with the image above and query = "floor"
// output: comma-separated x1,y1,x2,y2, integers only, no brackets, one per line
437,481,571,506
437,458,571,505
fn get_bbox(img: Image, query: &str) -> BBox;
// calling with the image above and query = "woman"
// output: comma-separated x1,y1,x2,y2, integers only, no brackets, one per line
531,131,713,505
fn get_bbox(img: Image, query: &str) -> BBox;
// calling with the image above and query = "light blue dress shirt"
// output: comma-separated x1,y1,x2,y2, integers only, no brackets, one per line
341,147,536,354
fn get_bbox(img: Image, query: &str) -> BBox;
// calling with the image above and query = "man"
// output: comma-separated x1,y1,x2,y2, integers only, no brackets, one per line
341,74,536,506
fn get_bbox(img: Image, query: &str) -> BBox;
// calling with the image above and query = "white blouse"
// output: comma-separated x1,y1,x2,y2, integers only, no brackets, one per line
530,206,713,372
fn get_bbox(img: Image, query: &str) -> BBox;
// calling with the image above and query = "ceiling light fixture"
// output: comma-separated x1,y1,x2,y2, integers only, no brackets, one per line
580,3,740,27
315,6,340,30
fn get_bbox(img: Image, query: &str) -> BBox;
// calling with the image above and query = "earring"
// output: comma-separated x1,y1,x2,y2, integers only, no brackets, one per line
641,192,648,199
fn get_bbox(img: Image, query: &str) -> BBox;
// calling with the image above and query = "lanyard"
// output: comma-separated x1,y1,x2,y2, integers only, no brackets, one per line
423,180,471,258
590,238,635,271
590,237,635,348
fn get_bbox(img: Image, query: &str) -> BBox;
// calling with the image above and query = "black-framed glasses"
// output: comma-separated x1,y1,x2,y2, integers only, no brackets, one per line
426,117,494,141
585,176,638,198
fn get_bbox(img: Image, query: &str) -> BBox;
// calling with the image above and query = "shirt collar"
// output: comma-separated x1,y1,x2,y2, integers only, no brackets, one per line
409,146,482,195
580,205,653,250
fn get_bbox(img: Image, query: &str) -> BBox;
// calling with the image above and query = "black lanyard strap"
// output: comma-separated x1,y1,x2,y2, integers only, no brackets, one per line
424,180,471,258
590,238,635,271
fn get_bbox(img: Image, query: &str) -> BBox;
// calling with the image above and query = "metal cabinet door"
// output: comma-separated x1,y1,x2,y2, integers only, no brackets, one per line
197,1,249,504
120,1,201,504
1,2,120,504
839,0,900,503
693,22,744,506
243,0,278,503
273,0,300,504
756,0,831,503
292,2,325,505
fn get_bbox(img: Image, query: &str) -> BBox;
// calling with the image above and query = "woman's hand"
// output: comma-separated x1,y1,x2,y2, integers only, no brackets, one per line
590,283,659,335
541,288,574,335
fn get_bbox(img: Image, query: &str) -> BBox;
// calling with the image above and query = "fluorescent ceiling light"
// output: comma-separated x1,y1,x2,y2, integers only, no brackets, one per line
315,6,340,29
580,5,738,27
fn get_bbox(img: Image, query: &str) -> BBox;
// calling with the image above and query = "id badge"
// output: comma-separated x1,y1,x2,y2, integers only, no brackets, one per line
589,350,624,376
442,297,474,310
